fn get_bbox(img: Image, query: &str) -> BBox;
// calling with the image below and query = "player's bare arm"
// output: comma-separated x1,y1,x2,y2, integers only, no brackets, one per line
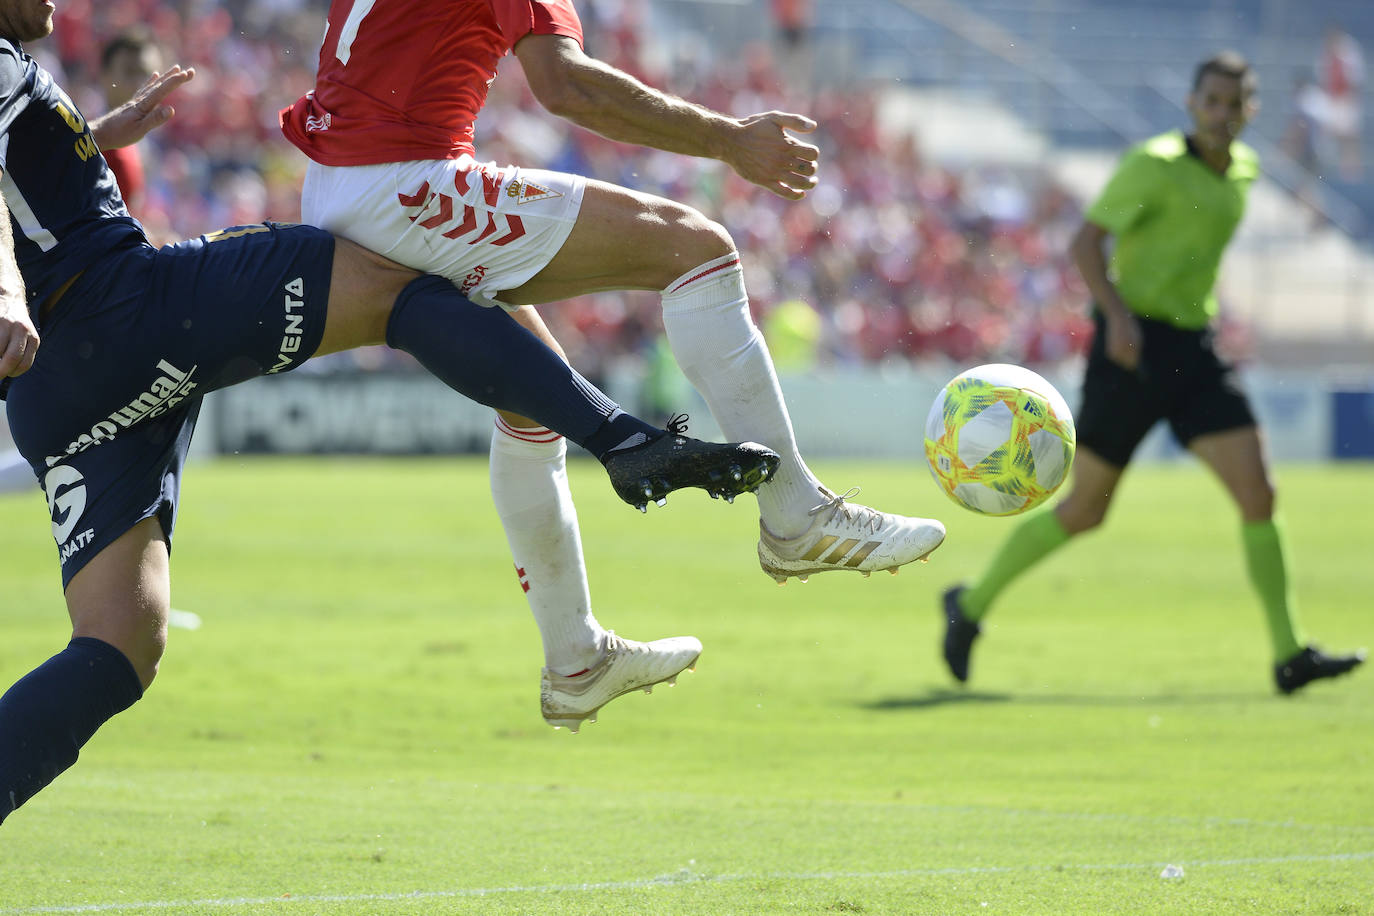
514,35,819,200
0,189,37,378
89,65,195,151
1070,219,1141,370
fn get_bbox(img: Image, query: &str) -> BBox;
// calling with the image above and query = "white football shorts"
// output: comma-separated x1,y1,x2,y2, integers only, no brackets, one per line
300,154,587,309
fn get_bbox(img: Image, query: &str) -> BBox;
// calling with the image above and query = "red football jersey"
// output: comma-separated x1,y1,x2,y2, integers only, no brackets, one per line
102,145,144,213
280,0,583,166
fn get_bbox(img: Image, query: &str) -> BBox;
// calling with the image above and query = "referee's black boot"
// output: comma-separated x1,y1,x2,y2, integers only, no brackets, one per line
1274,645,1366,695
941,585,981,683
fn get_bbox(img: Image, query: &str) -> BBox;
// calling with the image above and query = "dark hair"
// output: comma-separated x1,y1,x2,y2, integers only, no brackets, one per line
100,27,159,72
1192,51,1258,97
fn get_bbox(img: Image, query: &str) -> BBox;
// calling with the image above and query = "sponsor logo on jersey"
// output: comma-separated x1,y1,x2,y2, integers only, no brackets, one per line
45,360,199,467
506,179,562,205
459,264,487,295
44,464,95,562
269,278,308,374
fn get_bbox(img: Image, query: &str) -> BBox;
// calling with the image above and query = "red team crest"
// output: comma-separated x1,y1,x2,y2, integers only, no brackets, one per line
507,179,562,204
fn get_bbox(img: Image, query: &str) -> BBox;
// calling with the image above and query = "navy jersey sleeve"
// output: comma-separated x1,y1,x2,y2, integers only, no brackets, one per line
0,39,146,310
0,41,31,146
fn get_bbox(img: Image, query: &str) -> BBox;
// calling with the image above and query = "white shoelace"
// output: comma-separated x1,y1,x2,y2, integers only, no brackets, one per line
808,486,885,534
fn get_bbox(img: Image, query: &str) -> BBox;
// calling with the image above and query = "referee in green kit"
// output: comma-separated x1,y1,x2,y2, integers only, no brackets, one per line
941,50,1366,694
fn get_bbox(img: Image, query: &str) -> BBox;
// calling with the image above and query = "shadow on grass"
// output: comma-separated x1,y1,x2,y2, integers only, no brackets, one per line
862,687,1262,710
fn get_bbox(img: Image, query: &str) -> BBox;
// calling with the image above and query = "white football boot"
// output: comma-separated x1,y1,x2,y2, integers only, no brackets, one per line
541,632,702,732
757,486,946,583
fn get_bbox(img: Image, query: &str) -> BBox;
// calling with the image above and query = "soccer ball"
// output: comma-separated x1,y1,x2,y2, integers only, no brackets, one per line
923,363,1076,516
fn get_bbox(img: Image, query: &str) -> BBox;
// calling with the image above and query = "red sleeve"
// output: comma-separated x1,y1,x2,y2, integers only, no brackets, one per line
102,145,145,212
490,0,583,46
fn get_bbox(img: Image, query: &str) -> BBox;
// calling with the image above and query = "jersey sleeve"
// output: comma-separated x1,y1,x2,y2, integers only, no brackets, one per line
1084,145,1159,236
0,42,32,159
490,0,583,47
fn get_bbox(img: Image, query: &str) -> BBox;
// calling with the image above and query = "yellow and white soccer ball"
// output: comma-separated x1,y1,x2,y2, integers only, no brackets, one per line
924,363,1076,516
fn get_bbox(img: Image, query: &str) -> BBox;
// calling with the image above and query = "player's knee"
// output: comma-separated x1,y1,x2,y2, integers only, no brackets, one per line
127,654,163,691
115,627,165,690
1240,479,1276,522
70,614,167,690
668,206,734,265
135,625,167,687
695,216,735,261
1055,499,1107,535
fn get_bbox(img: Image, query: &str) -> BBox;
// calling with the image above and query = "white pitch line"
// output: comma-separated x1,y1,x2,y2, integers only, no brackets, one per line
4,851,1373,915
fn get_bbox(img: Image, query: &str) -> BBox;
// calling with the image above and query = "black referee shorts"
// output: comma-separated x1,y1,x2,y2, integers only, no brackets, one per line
1075,310,1256,467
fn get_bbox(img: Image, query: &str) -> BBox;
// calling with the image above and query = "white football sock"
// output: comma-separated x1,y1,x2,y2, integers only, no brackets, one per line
489,418,606,674
660,254,823,538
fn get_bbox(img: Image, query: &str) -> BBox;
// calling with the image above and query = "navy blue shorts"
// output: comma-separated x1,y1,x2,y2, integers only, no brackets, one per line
5,222,334,587
1075,310,1256,467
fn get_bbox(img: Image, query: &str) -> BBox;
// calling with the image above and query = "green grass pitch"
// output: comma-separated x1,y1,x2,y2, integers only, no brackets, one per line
0,457,1370,915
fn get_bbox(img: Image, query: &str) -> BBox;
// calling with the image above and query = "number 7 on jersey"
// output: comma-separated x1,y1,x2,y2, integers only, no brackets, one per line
332,0,377,66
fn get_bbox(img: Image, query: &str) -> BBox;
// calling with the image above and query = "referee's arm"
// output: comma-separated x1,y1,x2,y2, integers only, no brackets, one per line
1070,219,1140,370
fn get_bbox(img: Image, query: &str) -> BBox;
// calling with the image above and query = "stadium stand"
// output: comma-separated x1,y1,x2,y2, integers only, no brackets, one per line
661,0,1374,361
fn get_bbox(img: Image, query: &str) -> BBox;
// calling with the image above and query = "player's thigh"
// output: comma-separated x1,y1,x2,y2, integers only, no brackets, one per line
64,516,170,689
315,237,418,355
1188,425,1274,522
504,180,733,301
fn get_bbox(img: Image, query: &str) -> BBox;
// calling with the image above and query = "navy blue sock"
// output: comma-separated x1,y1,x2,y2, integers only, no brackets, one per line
0,637,143,824
385,276,659,459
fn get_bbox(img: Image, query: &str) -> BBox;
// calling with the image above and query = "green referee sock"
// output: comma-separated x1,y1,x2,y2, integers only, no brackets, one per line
1241,518,1305,662
960,511,1072,623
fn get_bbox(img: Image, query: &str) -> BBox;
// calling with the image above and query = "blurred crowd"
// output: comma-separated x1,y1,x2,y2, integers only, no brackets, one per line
44,0,321,243
38,0,1096,386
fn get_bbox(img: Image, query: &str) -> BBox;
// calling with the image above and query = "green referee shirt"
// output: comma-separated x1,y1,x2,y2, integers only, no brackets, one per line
1085,129,1259,329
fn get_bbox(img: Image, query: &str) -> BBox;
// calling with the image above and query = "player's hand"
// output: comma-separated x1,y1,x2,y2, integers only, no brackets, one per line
0,295,38,378
722,111,820,200
1103,312,1143,371
90,65,197,151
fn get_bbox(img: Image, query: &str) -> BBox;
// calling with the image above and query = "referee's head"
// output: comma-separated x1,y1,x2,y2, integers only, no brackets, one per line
1188,50,1259,151
1192,50,1259,99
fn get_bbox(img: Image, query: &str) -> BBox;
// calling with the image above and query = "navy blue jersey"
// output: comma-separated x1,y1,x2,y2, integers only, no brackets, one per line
0,38,146,311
